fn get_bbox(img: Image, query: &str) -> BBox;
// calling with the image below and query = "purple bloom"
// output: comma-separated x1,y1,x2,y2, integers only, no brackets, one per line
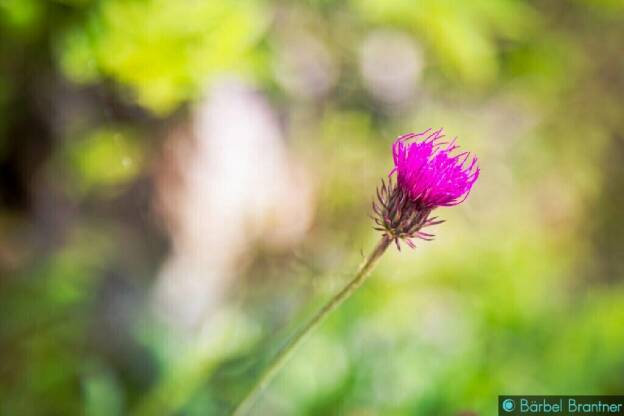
391,128,479,208
373,128,479,249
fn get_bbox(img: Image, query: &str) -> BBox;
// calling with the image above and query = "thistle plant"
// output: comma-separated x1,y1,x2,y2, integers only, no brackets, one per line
233,128,479,415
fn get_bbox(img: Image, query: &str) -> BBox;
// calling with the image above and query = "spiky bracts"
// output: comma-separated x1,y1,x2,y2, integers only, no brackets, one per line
373,178,444,250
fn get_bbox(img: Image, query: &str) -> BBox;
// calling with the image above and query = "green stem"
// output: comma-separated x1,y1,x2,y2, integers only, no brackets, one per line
232,235,392,416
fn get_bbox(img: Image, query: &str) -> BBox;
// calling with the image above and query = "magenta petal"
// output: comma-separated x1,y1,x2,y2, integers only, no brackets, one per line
389,128,479,208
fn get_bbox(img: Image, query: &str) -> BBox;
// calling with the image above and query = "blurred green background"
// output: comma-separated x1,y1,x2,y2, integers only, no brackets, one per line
1,0,624,415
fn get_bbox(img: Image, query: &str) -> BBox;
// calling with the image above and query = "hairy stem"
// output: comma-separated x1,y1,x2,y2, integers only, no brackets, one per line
232,235,392,416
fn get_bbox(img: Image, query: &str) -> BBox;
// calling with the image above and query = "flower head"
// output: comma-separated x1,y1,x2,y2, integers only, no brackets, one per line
392,128,479,207
373,128,479,249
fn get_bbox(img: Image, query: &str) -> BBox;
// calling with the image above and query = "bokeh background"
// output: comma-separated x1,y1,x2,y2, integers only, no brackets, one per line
1,0,624,415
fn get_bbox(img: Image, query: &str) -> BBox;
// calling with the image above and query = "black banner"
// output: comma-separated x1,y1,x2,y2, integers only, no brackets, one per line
499,396,624,415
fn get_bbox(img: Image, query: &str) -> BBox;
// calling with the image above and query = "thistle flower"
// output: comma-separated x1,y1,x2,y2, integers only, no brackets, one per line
233,128,479,416
373,128,480,249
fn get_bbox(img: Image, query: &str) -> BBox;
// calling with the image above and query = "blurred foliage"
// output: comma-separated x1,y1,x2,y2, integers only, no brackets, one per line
354,0,539,85
58,0,268,113
65,127,144,194
1,0,624,415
